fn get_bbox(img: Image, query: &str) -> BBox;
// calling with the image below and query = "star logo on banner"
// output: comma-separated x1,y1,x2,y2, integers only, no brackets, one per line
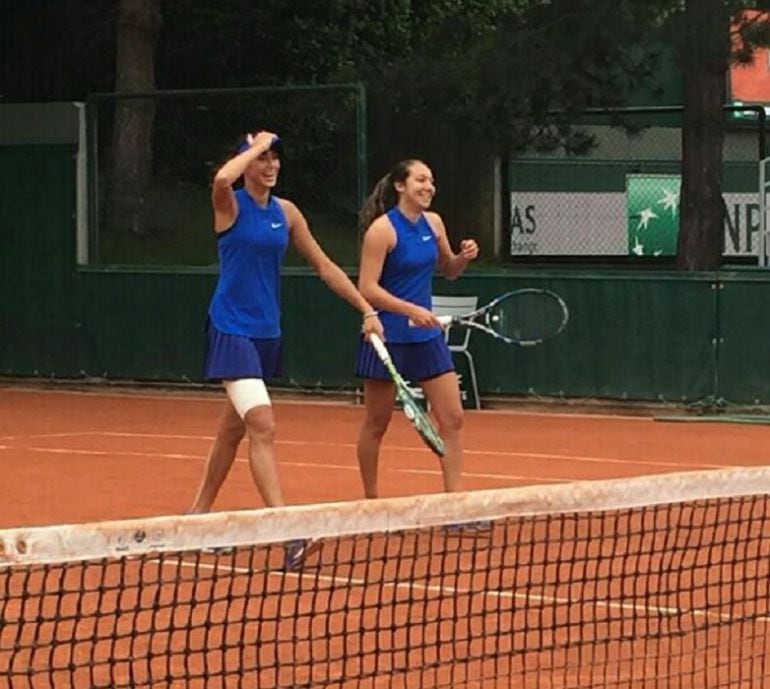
627,176,681,257
637,207,658,230
657,188,679,217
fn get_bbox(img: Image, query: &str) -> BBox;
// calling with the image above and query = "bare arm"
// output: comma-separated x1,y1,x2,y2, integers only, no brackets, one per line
358,217,439,329
427,211,479,280
210,131,277,232
280,199,384,338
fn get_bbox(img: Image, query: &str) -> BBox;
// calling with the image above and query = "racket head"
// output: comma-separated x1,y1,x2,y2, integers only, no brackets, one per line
368,334,446,458
395,384,446,458
484,289,569,345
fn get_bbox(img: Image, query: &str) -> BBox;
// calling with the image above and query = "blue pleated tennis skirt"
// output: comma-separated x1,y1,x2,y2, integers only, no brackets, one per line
355,333,454,382
203,323,282,382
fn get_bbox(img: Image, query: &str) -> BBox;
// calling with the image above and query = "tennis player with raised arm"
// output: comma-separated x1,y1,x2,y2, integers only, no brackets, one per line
354,159,479,502
188,130,383,569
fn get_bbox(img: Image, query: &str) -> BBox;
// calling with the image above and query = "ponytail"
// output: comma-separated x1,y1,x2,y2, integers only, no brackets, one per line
358,159,419,232
359,174,396,232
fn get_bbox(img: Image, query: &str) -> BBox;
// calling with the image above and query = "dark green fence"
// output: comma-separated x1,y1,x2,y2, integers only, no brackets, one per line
0,145,82,376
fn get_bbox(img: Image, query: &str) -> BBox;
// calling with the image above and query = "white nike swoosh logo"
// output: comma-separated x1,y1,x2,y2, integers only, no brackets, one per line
271,222,283,229
421,235,432,241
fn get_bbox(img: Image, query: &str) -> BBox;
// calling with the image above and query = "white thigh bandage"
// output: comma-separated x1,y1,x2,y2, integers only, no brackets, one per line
224,379,271,418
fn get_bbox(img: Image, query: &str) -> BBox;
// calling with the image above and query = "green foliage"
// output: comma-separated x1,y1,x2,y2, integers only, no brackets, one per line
1,0,685,154
148,0,678,155
729,4,770,65
347,0,678,153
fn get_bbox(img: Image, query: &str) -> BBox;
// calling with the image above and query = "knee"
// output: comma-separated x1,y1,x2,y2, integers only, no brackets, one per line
219,415,246,446
243,407,276,443
363,411,393,439
436,408,464,434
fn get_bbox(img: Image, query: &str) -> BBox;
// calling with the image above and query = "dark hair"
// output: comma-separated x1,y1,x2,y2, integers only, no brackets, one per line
358,159,420,231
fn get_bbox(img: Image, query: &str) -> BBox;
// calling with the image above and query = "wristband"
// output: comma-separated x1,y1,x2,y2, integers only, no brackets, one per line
362,310,378,319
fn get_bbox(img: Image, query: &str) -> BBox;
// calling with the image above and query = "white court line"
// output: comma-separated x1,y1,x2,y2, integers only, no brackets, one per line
20,447,570,483
0,432,105,441
26,447,205,461
4,430,730,471
16,442,729,474
302,464,569,483
475,410,655,422
0,386,660,421
283,460,570,483
162,557,770,626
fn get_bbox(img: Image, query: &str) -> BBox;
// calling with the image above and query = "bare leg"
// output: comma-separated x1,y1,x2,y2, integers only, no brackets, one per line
422,372,465,493
356,379,395,499
188,400,245,514
242,404,285,507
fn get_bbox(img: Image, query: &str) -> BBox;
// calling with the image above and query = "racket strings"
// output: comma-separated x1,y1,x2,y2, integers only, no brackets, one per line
487,293,566,342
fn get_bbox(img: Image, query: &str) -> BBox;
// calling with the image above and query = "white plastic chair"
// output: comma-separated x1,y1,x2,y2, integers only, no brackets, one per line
432,295,481,409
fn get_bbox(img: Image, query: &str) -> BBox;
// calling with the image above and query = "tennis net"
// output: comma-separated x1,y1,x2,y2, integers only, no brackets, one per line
2,466,770,688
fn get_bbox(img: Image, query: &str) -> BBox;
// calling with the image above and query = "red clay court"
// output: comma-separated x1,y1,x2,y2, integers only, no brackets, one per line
3,384,770,688
2,385,769,527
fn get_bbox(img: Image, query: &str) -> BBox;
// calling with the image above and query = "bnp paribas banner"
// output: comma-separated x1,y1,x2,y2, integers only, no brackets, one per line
509,176,759,257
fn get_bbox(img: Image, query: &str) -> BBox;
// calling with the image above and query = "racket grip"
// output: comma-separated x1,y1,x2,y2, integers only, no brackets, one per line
368,333,390,362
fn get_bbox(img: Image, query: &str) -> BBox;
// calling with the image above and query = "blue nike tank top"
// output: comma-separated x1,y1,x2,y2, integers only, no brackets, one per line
208,190,289,338
379,207,440,343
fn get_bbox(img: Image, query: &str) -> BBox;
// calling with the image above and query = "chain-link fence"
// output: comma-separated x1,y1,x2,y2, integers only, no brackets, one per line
85,95,768,268
507,106,767,263
86,84,366,267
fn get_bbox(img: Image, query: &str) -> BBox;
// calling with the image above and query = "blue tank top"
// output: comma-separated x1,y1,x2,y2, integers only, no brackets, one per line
208,190,289,338
379,207,441,343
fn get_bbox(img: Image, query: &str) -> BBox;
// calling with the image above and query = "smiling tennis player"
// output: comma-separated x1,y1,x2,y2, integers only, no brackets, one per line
188,130,383,569
354,159,478,500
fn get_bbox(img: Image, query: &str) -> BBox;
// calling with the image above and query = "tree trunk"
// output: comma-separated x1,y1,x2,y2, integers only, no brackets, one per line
676,0,730,271
111,0,161,238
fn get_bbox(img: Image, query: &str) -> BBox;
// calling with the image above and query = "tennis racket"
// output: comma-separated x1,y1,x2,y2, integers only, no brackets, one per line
368,334,445,458
437,289,568,346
